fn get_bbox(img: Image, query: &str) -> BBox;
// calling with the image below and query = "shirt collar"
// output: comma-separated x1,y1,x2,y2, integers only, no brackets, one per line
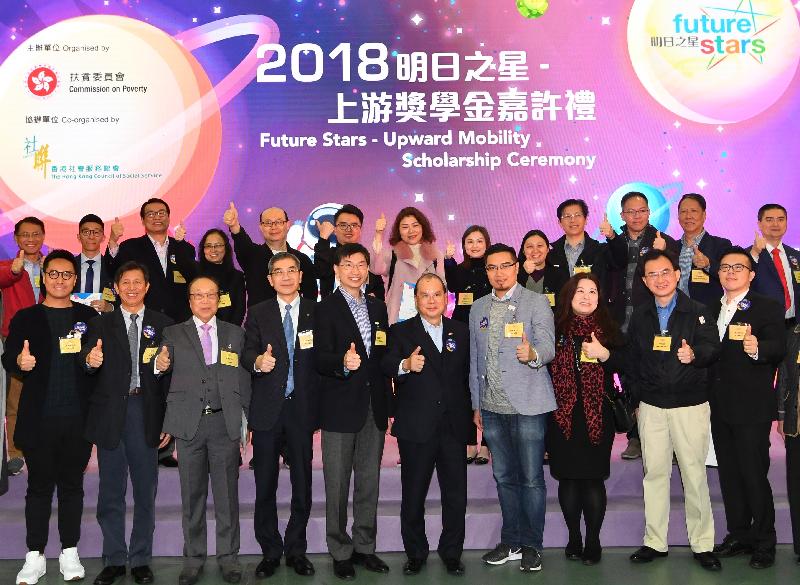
339,287,366,305
682,229,706,246
491,283,517,301
192,315,217,330
765,242,784,255
564,238,585,251
655,293,678,313
421,316,444,333
721,289,749,307
278,294,301,311
120,305,145,320
147,234,169,249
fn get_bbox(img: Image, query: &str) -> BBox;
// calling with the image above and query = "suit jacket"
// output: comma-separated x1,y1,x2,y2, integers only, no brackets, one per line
548,233,608,294
160,318,252,442
683,232,732,306
1,303,98,450
231,227,318,306
381,315,472,444
82,308,174,449
314,237,385,300
468,285,557,416
750,243,800,315
74,252,115,299
709,292,786,424
110,235,195,322
315,289,391,432
243,297,319,432
777,324,800,436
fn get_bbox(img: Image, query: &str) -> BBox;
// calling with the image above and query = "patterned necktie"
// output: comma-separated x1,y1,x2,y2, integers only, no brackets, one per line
85,259,95,293
771,248,791,311
200,323,213,365
128,314,139,390
283,304,295,397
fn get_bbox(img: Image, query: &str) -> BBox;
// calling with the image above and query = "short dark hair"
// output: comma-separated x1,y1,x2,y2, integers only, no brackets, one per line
415,273,447,295
678,193,706,212
14,216,45,234
758,203,787,221
199,228,233,271
187,275,220,296
268,251,301,273
42,249,77,273
719,245,753,270
485,243,517,264
334,204,364,225
334,242,370,265
78,214,105,230
640,248,679,273
388,207,436,246
140,198,170,218
114,260,150,284
621,191,648,208
557,198,589,219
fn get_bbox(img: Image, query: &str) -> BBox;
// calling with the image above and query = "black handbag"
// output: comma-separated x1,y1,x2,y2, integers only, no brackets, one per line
606,389,634,433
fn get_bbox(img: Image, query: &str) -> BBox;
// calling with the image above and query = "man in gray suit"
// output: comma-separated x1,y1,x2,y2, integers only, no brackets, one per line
157,276,251,585
469,243,557,573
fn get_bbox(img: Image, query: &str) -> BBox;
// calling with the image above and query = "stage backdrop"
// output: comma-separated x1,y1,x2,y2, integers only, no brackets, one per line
1,0,799,260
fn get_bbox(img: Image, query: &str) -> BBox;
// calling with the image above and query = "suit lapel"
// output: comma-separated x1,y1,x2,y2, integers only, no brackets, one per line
271,299,289,356
335,290,368,355
143,236,167,283
113,309,132,370
298,299,313,336
140,309,159,357
413,315,444,377
183,319,207,366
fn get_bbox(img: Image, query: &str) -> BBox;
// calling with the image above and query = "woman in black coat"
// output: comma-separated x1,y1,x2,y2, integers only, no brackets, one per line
517,229,568,311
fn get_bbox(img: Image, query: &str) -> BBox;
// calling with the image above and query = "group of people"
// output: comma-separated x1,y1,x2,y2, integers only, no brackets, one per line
1,193,799,585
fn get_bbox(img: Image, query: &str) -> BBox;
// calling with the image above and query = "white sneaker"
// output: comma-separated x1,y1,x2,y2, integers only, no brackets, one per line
16,551,46,585
59,547,85,581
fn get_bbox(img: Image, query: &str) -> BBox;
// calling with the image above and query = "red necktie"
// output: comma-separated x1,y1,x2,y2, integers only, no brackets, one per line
771,247,790,311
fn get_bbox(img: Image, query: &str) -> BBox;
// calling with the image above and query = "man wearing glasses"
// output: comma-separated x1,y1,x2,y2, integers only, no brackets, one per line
469,243,556,573
549,198,607,291
74,214,115,313
223,203,317,306
314,204,385,299
708,247,786,569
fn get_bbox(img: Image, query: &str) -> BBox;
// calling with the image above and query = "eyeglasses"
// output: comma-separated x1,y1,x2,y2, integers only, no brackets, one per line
719,263,751,273
143,210,168,219
644,268,674,280
270,267,299,276
45,270,75,280
203,243,225,250
622,208,649,217
260,219,287,228
79,229,103,237
17,231,43,239
339,261,368,270
189,292,219,301
486,261,517,273
335,222,362,231
560,213,584,221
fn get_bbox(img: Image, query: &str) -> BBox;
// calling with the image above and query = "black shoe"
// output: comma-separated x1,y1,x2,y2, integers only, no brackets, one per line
178,566,203,585
7,457,24,476
630,546,668,563
131,565,154,584
333,559,355,580
444,558,464,576
713,536,753,558
286,555,315,576
221,565,242,583
255,557,280,579
159,456,179,468
402,558,426,575
582,546,602,566
749,550,775,569
693,552,722,571
565,541,583,560
351,552,389,573
466,455,476,464
93,565,126,585
474,456,489,465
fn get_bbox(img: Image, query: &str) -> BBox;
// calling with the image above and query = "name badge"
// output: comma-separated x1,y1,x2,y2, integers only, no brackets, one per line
505,322,524,338
173,271,186,284
142,347,157,364
102,287,116,302
580,351,598,363
794,270,800,284
653,335,672,352
374,330,387,346
545,293,556,307
797,350,800,364
728,323,748,341
217,292,231,308
60,337,81,354
574,265,591,274
457,292,474,306
220,350,239,367
298,330,314,350
691,269,710,284
34,274,41,288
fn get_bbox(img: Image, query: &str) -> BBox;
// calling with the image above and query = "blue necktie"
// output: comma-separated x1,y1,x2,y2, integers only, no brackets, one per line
283,304,295,397
84,259,95,293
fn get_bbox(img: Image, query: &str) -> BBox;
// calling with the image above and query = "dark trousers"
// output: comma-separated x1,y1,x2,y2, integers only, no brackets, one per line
96,396,158,567
787,434,800,555
397,418,467,561
711,417,776,550
252,396,313,559
23,415,92,552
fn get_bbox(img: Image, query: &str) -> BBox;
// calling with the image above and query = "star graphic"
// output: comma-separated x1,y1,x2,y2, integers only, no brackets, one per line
601,16,611,25
696,179,708,189
411,13,424,26
672,169,681,178
568,175,578,184
701,1,780,68
414,192,425,202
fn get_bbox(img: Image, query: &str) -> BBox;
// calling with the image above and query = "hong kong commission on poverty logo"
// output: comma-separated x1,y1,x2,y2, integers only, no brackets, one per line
27,66,58,97
627,0,800,124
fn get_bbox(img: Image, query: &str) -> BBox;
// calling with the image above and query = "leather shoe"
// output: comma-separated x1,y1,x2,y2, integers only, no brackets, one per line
749,550,775,569
402,558,425,575
565,542,583,560
255,557,280,578
131,565,154,584
444,558,464,576
713,536,753,558
93,565,126,585
693,552,722,571
351,552,389,573
630,546,668,563
333,559,355,580
159,456,179,468
221,565,242,583
582,546,602,566
286,555,315,576
178,566,203,585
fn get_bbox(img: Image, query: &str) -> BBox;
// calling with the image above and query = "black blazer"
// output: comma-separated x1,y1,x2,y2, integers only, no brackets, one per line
750,243,800,314
381,315,472,444
74,252,115,298
81,308,174,449
777,325,800,436
231,227,318,306
443,257,491,324
109,235,195,322
315,289,391,432
548,234,608,294
709,292,786,424
243,297,319,432
314,237,385,300
683,232,733,306
1,303,98,450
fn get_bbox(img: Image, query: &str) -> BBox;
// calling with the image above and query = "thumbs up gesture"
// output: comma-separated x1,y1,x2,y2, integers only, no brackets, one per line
86,338,104,368
10,249,24,275
516,332,535,363
317,219,335,240
344,342,361,371
109,216,124,244
223,201,240,233
256,343,276,373
692,244,709,269
17,339,36,371
174,220,186,242
677,338,695,364
653,230,667,251
743,324,758,356
581,332,610,361
375,212,387,234
599,212,615,240
404,346,425,373
156,345,171,372
445,240,456,259
753,230,767,257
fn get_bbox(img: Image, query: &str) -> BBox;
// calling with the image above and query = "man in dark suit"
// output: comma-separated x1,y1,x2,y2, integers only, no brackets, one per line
243,252,318,579
314,204,385,299
74,213,116,313
748,203,799,328
315,243,391,580
709,247,786,569
156,276,252,585
549,198,607,292
222,202,318,305
381,273,471,576
676,194,732,306
81,261,174,585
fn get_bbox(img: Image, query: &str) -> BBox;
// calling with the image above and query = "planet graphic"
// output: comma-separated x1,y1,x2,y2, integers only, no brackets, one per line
604,181,685,234
516,0,549,19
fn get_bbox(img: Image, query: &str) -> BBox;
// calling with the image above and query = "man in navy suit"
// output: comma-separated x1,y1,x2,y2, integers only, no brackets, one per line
74,214,116,313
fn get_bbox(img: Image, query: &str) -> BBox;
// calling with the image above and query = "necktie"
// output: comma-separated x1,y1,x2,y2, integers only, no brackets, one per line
771,248,791,311
200,323,213,365
128,314,139,390
283,304,295,397
84,259,95,293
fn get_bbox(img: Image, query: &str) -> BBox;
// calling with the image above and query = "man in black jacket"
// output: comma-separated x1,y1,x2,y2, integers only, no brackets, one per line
549,198,606,292
618,249,722,571
243,252,318,579
74,214,116,313
708,247,786,569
